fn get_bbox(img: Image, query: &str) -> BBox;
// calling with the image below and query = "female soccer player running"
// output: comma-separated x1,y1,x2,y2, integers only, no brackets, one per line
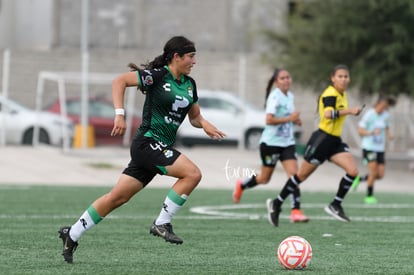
58,36,225,263
353,94,396,204
232,68,309,223
266,64,364,226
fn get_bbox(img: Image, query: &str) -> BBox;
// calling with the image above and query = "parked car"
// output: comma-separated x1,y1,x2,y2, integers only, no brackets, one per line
177,90,302,150
46,97,142,145
0,95,74,146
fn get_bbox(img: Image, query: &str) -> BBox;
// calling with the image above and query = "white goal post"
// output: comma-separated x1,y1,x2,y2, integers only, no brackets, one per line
34,71,136,152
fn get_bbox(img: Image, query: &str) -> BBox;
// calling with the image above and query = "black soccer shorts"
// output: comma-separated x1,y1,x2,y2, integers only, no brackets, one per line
123,136,181,186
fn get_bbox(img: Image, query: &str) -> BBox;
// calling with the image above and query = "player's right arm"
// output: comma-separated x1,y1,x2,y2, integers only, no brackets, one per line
321,95,362,119
111,71,139,137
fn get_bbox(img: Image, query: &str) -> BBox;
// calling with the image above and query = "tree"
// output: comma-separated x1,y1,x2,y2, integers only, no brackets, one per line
263,0,414,97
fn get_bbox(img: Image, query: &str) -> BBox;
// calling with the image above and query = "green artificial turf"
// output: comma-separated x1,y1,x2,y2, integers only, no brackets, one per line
0,185,413,274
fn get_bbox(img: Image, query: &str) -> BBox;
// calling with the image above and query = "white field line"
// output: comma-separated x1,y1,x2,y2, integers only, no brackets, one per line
1,203,413,223
189,203,414,223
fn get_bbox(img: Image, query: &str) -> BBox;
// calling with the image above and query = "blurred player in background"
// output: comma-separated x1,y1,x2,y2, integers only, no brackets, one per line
57,36,225,263
232,68,309,223
265,64,364,226
352,94,396,204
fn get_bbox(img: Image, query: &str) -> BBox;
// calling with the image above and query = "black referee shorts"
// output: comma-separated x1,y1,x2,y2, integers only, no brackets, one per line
303,129,349,165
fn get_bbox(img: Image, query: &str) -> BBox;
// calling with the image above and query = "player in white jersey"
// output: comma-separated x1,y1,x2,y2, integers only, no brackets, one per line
232,68,308,223
353,94,396,204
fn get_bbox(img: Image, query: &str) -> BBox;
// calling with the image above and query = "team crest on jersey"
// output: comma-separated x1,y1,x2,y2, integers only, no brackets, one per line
163,149,174,158
187,87,193,98
143,75,154,86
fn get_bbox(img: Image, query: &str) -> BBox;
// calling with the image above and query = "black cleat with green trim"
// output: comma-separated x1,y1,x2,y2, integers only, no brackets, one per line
58,226,78,263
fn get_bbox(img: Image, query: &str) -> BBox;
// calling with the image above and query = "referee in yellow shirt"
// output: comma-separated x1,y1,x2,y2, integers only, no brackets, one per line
265,64,364,226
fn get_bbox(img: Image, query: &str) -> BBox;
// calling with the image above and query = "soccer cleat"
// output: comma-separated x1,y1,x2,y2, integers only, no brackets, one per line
150,222,183,244
324,203,350,222
290,209,310,223
232,179,243,204
364,196,378,204
58,226,78,264
266,198,281,227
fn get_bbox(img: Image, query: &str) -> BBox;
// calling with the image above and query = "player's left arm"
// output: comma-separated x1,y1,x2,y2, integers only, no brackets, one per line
187,104,226,140
385,114,394,140
385,127,394,141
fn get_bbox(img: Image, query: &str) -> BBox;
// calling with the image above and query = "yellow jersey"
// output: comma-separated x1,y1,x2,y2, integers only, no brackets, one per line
318,85,348,137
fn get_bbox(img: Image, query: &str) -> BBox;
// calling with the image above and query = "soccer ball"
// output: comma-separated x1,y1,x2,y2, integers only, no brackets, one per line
277,236,312,270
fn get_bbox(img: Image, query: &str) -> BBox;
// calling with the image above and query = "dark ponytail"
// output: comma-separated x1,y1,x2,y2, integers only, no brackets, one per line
128,62,140,71
265,68,281,106
142,55,167,70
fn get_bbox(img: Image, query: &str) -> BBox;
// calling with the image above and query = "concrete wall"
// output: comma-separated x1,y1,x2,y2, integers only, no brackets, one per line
0,0,288,112
1,48,271,107
0,0,412,154
57,0,287,52
0,0,56,49
0,0,287,110
1,0,288,52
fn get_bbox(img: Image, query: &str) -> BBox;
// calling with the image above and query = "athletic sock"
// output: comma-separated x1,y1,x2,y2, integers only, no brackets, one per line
155,189,187,225
332,174,355,206
275,175,301,208
69,205,103,242
241,175,257,190
367,186,374,197
290,187,301,209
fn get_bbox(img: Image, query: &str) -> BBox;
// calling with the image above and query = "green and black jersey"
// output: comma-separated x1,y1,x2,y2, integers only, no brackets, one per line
135,65,198,146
